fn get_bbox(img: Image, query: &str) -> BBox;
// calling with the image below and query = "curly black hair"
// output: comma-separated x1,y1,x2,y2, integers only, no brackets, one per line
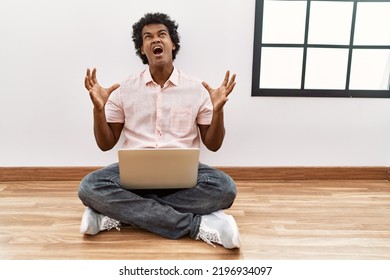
132,13,181,65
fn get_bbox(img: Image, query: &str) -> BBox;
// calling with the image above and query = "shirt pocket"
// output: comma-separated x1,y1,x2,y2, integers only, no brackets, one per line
170,107,193,133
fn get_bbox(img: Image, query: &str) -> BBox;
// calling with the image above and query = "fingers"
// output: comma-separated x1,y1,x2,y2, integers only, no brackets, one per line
91,68,98,84
222,70,230,87
84,68,96,90
203,71,237,96
108,83,120,94
84,68,91,90
202,81,212,93
225,73,236,96
227,73,236,88
84,76,90,90
220,71,236,97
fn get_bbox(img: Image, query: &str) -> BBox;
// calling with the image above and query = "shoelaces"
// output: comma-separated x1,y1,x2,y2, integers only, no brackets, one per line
101,217,121,232
197,226,220,247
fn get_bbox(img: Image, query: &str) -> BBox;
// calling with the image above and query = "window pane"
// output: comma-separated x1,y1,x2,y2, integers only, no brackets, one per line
350,49,390,90
354,2,390,45
259,47,303,89
305,48,349,89
308,1,353,45
262,0,307,44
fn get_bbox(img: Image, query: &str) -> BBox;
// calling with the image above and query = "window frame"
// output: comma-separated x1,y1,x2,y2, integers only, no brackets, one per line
251,0,390,98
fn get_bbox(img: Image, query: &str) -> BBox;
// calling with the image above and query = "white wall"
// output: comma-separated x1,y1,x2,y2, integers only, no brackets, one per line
1,0,390,167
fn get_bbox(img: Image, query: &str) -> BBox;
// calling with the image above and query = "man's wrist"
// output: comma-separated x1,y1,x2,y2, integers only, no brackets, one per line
213,108,224,114
93,106,105,114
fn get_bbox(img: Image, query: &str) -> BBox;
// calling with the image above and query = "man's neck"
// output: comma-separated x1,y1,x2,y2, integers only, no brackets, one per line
149,64,174,88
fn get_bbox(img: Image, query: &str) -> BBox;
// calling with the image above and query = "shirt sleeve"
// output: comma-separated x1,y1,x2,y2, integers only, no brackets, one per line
196,87,213,125
105,86,125,123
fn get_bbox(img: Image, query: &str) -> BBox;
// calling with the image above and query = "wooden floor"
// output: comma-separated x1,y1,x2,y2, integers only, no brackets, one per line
1,179,390,260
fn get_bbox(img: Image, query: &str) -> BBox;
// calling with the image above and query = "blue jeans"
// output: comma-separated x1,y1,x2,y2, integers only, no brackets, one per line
78,162,236,240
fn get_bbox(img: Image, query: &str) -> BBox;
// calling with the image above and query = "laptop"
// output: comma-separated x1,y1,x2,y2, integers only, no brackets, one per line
118,148,200,189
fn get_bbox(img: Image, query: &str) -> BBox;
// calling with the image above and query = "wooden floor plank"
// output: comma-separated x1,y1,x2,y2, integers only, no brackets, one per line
0,180,389,260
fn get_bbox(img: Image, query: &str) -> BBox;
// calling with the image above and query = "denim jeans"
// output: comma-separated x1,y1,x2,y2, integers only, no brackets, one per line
78,162,237,240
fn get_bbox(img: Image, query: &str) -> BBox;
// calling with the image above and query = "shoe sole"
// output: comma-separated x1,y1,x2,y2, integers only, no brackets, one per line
213,211,241,249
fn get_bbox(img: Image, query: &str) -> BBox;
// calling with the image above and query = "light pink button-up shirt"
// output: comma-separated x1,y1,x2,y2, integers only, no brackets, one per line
105,67,213,149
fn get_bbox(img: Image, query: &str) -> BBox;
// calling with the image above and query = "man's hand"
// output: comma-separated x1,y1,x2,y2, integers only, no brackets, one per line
84,68,120,111
202,71,236,112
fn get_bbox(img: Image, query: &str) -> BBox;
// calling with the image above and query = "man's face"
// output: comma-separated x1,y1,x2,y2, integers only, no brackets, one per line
141,23,176,67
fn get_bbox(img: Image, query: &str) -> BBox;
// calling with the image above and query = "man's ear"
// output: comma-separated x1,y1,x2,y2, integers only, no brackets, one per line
140,47,144,55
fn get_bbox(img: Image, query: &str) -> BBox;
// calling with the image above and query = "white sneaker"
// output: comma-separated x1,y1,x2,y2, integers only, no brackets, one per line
80,207,121,235
196,210,241,249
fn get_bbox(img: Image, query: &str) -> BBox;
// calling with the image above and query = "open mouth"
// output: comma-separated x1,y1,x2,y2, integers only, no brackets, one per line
153,46,163,55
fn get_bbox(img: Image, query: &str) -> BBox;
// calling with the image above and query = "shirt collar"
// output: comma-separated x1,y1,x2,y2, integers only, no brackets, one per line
143,66,179,87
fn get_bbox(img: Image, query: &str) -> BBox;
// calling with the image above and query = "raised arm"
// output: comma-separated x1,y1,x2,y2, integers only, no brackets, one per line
199,71,236,152
84,68,123,151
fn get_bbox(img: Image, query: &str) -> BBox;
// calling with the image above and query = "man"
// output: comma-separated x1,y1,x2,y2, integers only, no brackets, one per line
78,12,240,249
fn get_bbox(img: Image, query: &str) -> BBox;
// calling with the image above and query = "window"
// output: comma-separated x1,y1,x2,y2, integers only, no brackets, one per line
252,0,390,97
